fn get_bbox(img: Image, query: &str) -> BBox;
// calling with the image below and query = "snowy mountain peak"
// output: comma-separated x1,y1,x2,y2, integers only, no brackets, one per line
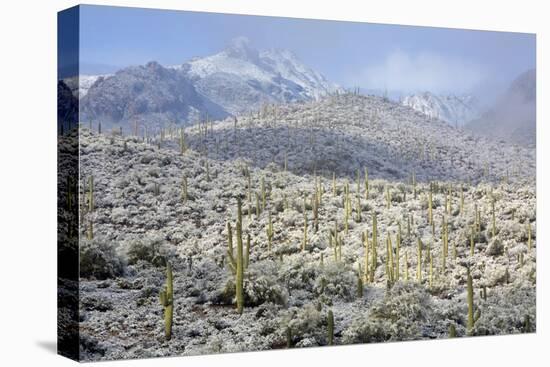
402,92,481,126
184,37,339,114
222,36,260,63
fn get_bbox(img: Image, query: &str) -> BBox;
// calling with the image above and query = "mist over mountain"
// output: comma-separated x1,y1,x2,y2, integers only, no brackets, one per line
402,92,482,127
466,69,535,147
79,37,339,129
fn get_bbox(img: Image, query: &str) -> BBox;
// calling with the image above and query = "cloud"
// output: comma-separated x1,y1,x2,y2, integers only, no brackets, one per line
357,50,486,94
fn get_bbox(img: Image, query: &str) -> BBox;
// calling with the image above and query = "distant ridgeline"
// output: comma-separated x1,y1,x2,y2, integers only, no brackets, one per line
76,37,340,132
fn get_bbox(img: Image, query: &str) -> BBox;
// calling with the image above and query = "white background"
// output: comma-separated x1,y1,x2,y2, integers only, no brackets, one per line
0,0,547,365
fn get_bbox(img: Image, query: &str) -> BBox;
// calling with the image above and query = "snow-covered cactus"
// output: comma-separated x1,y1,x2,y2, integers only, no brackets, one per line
412,171,417,199
470,226,475,257
266,213,274,252
448,323,457,338
235,199,244,314
159,261,174,341
88,175,94,212
363,230,370,282
396,231,401,281
417,238,423,282
527,222,532,250
87,219,93,240
327,310,334,345
286,326,292,348
371,212,378,282
428,184,433,225
313,193,319,232
364,167,369,199
302,213,308,251
245,233,251,269
261,176,266,210
467,267,480,335
179,129,186,154
355,196,362,222
405,252,409,281
357,263,364,298
181,176,188,203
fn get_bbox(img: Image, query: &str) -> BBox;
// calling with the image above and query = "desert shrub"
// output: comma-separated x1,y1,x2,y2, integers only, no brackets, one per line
280,303,325,346
473,285,535,335
79,239,124,280
343,282,432,343
313,262,357,301
245,261,288,306
211,260,287,307
126,237,171,266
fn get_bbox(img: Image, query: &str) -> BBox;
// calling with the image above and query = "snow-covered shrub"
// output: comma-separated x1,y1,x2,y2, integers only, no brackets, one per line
125,236,172,267
343,282,432,343
314,262,357,302
80,239,124,280
485,237,504,256
211,260,286,306
473,285,535,335
245,260,287,306
281,303,325,346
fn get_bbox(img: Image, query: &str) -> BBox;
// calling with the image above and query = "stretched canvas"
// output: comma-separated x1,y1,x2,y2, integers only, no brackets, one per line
58,4,536,362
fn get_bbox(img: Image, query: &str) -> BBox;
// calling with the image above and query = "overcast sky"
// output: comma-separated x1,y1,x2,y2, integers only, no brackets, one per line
78,5,535,100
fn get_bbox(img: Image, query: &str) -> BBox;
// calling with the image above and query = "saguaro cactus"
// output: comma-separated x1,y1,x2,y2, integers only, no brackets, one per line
266,213,274,252
235,199,244,314
428,184,433,225
364,167,369,199
181,176,188,203
226,200,245,314
527,222,532,250
159,262,174,341
357,263,364,298
448,324,457,338
404,252,409,281
302,213,308,251
327,310,334,345
417,238,423,282
467,267,480,335
371,212,378,282
179,129,186,154
88,176,94,212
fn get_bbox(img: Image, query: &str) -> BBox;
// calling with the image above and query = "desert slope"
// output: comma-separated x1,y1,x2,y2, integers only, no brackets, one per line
74,94,536,360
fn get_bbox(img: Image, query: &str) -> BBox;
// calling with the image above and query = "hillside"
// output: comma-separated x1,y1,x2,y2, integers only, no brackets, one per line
172,94,534,184
402,92,481,127
73,93,536,360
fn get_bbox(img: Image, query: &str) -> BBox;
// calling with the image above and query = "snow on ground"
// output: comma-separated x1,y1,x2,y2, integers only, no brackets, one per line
70,94,536,361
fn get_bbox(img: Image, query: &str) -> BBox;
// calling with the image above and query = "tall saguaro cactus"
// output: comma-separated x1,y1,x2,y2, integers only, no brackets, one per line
226,199,246,314
235,199,244,314
417,238,423,282
266,213,274,252
159,261,174,341
428,183,433,225
88,176,94,212
467,267,480,335
327,310,334,345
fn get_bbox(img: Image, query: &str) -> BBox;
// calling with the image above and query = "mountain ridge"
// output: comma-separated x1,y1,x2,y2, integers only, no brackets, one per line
402,92,481,127
80,37,339,128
